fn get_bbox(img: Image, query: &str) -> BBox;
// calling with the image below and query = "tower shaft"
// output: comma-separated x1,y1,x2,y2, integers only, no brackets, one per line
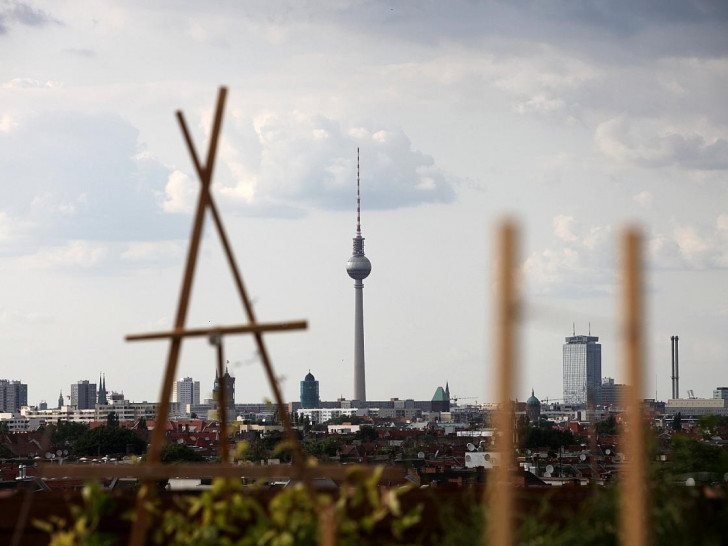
354,279,366,401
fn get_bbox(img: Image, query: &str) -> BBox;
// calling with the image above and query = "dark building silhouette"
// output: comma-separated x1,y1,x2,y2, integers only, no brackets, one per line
526,389,541,422
71,380,96,410
0,380,28,412
300,370,320,409
213,367,235,412
431,382,451,412
97,374,108,406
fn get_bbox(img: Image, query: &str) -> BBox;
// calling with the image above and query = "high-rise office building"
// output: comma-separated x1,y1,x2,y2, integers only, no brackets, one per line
71,380,97,410
300,371,320,409
173,377,201,406
563,333,601,406
346,149,372,401
0,379,28,412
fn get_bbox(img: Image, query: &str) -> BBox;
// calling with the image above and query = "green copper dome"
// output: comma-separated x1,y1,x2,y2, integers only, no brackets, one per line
526,389,540,407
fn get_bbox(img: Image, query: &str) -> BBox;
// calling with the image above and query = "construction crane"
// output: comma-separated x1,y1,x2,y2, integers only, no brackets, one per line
451,395,477,406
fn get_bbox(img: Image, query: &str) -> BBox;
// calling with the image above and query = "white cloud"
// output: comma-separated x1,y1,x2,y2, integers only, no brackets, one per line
633,191,653,208
17,240,108,269
1,78,62,89
553,215,579,242
0,111,189,244
0,211,13,241
523,216,615,296
121,241,184,262
216,111,455,213
0,113,18,132
161,170,196,213
0,308,53,324
595,117,728,170
0,210,32,242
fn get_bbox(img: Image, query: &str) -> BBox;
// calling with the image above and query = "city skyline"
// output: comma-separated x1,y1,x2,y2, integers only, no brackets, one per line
1,2,727,406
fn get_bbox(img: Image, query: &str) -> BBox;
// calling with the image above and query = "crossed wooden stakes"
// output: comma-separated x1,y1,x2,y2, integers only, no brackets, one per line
35,87,393,546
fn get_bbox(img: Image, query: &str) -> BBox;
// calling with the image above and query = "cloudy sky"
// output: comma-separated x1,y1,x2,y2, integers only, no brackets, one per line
1,1,727,408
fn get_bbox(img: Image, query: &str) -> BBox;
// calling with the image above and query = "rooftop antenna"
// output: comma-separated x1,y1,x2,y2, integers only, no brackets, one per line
589,321,591,336
573,322,575,336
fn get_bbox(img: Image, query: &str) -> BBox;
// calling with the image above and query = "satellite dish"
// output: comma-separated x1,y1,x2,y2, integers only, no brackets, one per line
546,464,554,474
467,443,476,452
605,449,612,456
544,472,552,478
686,477,696,487
56,450,63,456
465,454,471,463
45,452,51,459
484,454,491,461
579,453,587,462
417,452,425,459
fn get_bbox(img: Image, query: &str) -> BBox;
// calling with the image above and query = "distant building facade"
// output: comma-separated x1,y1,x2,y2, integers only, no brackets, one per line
71,380,97,410
666,398,728,417
0,380,28,412
97,374,108,406
713,387,728,400
212,368,235,412
563,334,601,406
601,377,629,409
300,371,320,409
431,383,451,412
526,389,541,422
173,377,201,406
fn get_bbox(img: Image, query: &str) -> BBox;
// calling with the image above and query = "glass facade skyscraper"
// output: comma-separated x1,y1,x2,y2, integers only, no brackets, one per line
563,334,601,406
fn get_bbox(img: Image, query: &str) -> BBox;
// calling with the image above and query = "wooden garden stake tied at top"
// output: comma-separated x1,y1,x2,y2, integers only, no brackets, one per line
123,86,312,545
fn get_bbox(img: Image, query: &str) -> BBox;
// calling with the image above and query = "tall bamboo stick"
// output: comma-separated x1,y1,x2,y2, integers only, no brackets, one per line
619,228,648,546
486,220,518,546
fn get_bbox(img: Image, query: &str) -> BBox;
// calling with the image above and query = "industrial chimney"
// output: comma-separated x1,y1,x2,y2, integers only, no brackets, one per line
671,335,680,399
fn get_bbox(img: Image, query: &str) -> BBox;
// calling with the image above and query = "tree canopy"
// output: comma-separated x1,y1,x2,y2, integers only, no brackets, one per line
161,442,205,463
73,425,146,457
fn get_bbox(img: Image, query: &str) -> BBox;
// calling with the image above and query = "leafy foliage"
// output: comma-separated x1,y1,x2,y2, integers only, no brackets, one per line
106,412,120,428
47,421,90,445
595,415,618,435
355,425,378,443
33,481,117,546
303,437,342,458
160,442,205,463
668,434,728,475
518,424,576,452
73,425,146,457
39,467,422,545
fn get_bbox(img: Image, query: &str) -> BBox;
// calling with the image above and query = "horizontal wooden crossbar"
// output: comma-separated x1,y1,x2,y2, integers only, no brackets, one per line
37,463,404,482
125,320,307,342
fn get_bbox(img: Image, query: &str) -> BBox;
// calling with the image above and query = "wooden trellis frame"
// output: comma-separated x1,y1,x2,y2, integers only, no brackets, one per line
26,86,398,546
26,88,652,546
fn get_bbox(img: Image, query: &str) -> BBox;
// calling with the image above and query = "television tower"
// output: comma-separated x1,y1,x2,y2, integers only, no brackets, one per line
346,148,371,401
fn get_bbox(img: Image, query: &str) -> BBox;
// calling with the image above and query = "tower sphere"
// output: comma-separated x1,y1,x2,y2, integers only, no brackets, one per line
347,254,371,280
